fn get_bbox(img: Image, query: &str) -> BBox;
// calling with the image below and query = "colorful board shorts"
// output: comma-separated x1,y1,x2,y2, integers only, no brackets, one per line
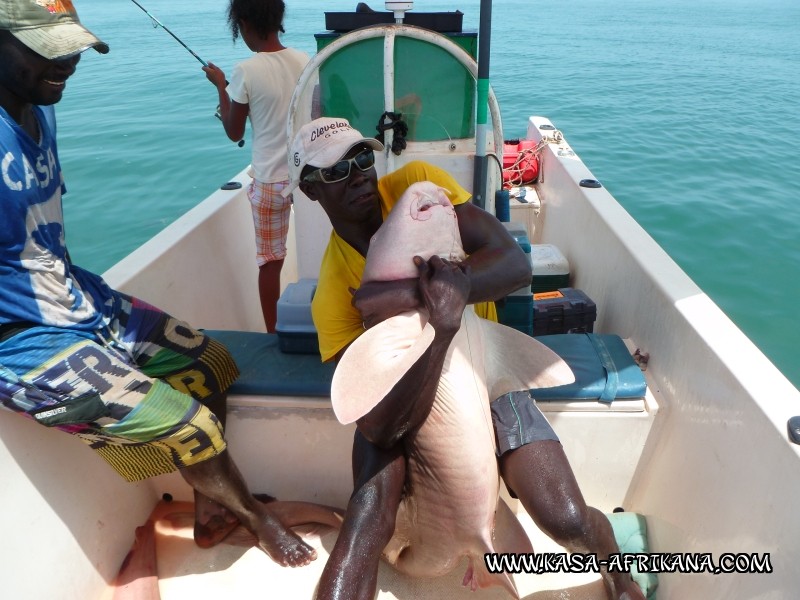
248,179,292,266
0,294,239,482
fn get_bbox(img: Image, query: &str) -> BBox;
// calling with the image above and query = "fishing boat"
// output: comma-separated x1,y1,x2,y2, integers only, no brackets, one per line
3,3,799,599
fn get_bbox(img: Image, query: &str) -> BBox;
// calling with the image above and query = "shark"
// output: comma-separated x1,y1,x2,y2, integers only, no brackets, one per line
330,181,575,598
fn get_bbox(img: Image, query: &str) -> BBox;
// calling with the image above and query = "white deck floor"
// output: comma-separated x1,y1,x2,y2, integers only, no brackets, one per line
109,499,610,600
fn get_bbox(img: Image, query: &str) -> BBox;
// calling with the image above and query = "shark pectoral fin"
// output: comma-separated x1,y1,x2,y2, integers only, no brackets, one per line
330,311,435,424
476,316,575,401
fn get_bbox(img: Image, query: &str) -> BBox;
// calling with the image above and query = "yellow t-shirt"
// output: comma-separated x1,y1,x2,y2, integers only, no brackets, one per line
312,160,496,362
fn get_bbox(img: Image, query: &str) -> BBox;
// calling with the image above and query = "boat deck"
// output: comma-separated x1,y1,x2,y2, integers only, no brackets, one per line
98,329,658,600
109,499,609,600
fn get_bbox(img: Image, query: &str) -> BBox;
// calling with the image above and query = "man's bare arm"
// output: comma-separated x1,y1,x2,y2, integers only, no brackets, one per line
350,278,420,331
455,201,531,303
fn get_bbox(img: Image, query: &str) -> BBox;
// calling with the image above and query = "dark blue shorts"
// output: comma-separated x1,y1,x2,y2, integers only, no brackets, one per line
490,390,560,456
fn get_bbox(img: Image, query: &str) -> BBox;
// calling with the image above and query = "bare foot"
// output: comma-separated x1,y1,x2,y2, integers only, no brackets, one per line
193,491,239,548
256,494,344,529
248,503,318,567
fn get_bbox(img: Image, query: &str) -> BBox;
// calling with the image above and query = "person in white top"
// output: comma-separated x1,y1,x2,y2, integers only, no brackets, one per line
204,0,309,332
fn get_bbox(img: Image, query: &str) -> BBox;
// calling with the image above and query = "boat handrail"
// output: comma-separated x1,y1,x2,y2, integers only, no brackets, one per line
286,23,504,185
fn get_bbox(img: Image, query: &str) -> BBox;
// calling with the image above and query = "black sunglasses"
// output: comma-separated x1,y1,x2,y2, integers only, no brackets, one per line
302,149,376,184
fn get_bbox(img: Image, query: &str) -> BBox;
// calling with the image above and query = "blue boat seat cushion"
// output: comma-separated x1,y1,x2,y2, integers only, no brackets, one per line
204,330,335,397
205,330,645,403
533,333,647,403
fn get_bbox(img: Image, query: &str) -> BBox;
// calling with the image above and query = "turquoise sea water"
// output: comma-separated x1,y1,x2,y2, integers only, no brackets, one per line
57,0,799,387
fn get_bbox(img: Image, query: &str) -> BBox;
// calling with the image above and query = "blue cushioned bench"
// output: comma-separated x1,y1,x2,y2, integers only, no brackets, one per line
205,330,335,397
205,330,646,404
533,333,647,403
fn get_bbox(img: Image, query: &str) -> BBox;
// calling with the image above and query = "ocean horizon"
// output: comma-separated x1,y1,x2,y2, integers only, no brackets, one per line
55,0,799,388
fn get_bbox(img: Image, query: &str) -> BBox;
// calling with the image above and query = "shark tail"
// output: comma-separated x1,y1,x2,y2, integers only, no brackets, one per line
462,498,533,598
463,547,520,600
460,497,535,600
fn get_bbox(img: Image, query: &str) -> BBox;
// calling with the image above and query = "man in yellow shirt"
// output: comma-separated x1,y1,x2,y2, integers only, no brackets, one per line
307,158,497,363
285,117,644,600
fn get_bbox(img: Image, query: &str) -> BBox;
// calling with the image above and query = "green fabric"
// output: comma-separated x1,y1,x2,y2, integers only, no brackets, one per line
102,380,194,440
30,391,109,427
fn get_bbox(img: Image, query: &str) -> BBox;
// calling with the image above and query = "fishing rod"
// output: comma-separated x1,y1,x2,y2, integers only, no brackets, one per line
130,0,208,67
129,0,244,148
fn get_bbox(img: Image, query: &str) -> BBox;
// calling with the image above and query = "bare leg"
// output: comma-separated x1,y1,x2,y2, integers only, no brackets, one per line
264,499,344,530
499,440,645,600
316,431,405,600
259,259,284,333
188,397,340,549
191,392,240,547
193,488,240,548
181,449,317,567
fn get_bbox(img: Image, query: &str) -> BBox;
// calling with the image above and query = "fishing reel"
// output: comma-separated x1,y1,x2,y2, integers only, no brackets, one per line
215,105,245,148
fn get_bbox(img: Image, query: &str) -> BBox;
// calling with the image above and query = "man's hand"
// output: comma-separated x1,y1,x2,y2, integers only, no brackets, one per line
351,278,420,330
352,256,470,333
416,255,470,335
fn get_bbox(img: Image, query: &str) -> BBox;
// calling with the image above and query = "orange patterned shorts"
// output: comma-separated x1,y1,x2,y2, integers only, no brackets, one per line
248,179,292,265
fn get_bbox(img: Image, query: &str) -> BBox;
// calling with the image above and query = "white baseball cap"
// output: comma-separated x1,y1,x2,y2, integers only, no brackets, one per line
283,117,384,198
1,0,109,60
